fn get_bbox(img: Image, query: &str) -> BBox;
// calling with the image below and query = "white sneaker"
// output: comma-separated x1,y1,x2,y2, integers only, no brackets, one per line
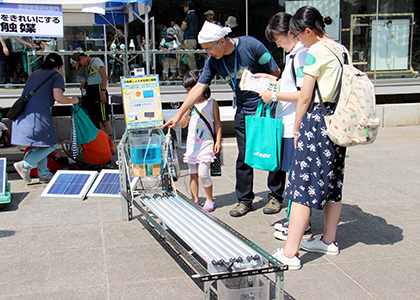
300,236,339,255
13,161,31,183
272,248,301,270
274,221,289,232
273,226,313,241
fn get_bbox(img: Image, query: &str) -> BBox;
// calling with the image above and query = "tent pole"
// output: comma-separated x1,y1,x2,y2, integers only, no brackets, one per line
103,24,108,77
245,0,248,36
145,4,150,75
151,16,155,73
124,7,129,76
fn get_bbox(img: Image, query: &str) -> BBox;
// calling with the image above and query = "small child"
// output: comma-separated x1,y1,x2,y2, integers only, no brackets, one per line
179,70,222,212
159,27,179,81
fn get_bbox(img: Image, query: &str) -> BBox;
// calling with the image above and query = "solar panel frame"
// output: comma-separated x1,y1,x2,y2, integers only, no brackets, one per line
0,158,6,195
41,170,98,199
87,169,139,198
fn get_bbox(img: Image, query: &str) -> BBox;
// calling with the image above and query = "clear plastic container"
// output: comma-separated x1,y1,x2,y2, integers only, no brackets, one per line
217,276,269,300
130,133,161,165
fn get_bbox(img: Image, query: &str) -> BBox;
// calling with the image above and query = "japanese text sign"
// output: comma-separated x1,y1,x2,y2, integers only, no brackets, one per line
0,4,63,37
121,75,164,131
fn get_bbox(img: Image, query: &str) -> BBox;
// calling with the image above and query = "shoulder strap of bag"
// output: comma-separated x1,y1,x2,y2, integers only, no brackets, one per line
23,71,56,102
289,46,306,91
192,105,216,142
319,40,349,66
315,40,344,116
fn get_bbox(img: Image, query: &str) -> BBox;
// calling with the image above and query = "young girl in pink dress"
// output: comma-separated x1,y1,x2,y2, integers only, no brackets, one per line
179,69,222,212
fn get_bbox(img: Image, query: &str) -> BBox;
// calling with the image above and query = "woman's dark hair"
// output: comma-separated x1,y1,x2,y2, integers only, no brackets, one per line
41,53,63,70
265,12,293,42
290,6,332,37
182,69,211,99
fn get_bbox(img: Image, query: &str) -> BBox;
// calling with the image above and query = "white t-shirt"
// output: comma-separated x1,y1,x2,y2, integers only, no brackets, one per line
173,25,184,41
87,58,105,85
0,122,8,137
276,42,307,138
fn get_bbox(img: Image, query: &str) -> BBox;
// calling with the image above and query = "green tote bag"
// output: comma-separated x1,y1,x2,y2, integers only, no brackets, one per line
72,104,99,145
245,99,283,172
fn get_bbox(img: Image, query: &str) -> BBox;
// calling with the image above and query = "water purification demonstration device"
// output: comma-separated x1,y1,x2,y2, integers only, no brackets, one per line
118,75,286,299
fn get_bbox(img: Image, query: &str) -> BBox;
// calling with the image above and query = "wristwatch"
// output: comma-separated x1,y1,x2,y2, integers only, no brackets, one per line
271,91,278,102
101,89,107,92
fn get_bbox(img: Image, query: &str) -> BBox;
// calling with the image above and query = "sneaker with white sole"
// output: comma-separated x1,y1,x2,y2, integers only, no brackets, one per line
274,220,289,232
272,248,301,270
13,161,31,183
274,225,313,241
300,235,339,255
39,174,53,184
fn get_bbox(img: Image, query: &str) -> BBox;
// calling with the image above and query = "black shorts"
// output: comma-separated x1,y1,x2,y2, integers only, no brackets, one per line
83,84,110,123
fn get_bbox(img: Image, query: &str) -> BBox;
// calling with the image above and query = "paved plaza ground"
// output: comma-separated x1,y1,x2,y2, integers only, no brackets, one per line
0,126,419,299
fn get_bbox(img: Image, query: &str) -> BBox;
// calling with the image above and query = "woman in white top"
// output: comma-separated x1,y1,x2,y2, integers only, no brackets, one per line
257,12,309,217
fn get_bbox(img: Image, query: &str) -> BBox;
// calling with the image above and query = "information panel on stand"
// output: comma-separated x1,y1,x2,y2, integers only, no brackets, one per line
120,75,164,131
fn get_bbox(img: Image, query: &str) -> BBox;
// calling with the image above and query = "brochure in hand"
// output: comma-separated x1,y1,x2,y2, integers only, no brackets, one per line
239,69,280,94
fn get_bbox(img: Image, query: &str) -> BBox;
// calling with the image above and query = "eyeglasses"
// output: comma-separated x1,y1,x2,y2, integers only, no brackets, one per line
203,41,219,53
292,30,304,39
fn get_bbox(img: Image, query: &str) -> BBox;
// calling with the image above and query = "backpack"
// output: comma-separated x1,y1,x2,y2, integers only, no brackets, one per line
315,40,380,147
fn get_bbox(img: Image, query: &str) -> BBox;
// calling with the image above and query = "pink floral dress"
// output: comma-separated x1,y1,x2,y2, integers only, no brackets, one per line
183,98,215,164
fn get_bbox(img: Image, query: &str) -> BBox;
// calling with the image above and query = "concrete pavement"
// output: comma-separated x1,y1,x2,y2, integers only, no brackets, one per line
0,125,419,299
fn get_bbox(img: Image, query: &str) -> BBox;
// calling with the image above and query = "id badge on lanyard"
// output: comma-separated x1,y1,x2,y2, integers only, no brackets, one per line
222,39,238,109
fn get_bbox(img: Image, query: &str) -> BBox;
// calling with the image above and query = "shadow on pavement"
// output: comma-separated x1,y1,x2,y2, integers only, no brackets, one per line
0,192,29,212
298,203,403,264
0,230,16,238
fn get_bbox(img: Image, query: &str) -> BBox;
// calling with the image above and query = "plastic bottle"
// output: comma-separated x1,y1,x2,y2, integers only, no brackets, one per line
129,39,135,50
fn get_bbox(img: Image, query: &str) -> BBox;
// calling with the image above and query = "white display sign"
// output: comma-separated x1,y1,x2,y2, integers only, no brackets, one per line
371,19,410,71
0,3,63,37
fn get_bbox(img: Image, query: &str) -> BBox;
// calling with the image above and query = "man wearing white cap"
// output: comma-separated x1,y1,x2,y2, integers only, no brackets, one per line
163,21,283,218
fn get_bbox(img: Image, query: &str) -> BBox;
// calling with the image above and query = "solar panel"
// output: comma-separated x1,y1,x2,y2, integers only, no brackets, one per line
0,158,6,195
87,169,139,198
41,170,98,199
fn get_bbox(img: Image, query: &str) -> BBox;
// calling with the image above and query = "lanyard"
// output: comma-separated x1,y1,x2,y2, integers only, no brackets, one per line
222,38,237,91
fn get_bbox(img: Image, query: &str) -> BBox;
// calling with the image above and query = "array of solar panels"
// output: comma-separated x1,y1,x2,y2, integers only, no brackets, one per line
42,170,137,199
